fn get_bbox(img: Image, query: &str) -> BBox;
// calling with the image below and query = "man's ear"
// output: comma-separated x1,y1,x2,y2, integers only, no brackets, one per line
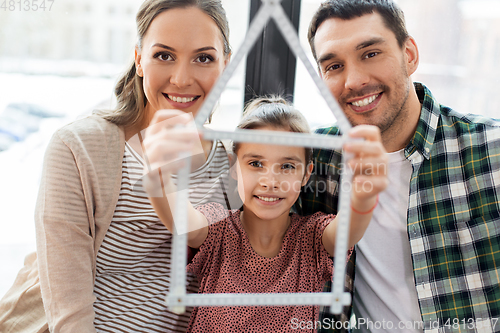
135,45,143,77
302,162,314,186
404,36,419,76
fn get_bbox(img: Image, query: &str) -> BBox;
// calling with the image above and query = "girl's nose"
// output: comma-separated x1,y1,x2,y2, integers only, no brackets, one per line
259,174,279,189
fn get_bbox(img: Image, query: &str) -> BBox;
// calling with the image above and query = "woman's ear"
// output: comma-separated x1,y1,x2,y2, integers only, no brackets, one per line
135,45,143,77
224,52,232,67
301,162,314,186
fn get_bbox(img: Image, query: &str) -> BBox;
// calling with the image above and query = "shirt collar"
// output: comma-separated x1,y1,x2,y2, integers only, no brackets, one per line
405,82,441,160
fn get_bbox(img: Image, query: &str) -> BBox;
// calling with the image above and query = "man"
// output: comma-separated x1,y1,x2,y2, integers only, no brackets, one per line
300,0,500,332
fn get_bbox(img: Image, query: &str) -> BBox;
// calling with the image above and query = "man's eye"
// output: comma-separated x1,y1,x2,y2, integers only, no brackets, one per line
249,161,263,168
365,52,378,59
326,64,342,72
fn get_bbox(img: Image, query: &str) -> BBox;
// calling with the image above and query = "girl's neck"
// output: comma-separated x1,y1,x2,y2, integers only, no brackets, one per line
240,209,291,258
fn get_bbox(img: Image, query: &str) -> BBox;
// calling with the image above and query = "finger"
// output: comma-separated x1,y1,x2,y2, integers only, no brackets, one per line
348,156,388,176
352,175,388,197
344,140,386,157
145,139,194,158
347,124,382,142
143,141,194,169
146,111,194,136
145,158,188,178
143,127,201,147
150,109,192,125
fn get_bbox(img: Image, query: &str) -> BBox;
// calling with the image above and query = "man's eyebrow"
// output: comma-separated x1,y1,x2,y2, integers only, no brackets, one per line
317,53,337,66
356,37,385,50
151,43,218,53
317,37,386,65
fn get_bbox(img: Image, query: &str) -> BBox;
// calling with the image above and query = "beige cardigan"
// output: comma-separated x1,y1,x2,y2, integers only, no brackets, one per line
0,116,125,333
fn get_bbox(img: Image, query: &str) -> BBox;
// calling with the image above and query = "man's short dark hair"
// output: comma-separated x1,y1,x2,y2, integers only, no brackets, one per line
308,0,409,60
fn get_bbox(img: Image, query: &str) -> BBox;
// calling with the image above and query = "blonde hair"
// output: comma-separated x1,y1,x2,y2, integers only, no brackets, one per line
97,0,231,127
234,95,312,162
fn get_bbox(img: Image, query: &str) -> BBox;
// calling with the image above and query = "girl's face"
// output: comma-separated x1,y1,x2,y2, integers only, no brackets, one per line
233,126,313,222
135,7,229,119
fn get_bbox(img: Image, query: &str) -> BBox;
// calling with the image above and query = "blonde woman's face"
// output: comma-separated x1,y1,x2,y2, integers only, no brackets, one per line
135,7,229,119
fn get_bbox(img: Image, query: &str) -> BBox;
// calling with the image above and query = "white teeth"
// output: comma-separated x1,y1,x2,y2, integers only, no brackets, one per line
351,94,378,107
168,95,196,103
257,196,280,202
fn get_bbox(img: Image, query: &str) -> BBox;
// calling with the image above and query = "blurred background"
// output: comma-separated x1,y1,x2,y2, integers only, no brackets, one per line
1,0,499,297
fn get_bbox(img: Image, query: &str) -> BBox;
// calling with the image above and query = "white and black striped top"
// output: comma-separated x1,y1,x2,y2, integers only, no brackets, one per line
93,140,231,332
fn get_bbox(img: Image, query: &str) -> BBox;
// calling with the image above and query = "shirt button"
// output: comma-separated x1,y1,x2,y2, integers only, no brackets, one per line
425,147,430,153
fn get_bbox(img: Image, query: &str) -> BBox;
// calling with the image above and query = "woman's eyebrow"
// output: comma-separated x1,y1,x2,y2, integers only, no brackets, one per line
151,43,175,51
150,43,218,53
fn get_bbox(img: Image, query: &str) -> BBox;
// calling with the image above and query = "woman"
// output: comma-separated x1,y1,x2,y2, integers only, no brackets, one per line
1,0,232,332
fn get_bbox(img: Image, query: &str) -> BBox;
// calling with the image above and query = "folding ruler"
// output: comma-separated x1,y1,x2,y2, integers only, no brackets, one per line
165,0,357,315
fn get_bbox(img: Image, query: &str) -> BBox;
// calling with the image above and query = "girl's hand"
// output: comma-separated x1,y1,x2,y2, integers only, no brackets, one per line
142,109,202,179
344,125,388,211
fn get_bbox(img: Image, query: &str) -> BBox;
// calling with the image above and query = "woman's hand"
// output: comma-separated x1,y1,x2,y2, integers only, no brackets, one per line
141,110,203,195
142,110,202,176
344,125,388,212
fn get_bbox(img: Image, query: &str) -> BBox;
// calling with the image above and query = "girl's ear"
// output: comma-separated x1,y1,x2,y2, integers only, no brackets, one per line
228,153,238,180
301,162,314,186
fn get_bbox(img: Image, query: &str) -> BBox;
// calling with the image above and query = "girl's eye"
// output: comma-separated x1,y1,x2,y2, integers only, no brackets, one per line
249,161,263,168
196,54,214,64
282,163,295,170
154,52,173,61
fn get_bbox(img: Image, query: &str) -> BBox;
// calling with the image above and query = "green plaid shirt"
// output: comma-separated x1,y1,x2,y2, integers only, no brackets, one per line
300,83,500,332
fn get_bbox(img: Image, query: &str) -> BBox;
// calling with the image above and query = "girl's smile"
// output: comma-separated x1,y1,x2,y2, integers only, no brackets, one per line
233,126,313,224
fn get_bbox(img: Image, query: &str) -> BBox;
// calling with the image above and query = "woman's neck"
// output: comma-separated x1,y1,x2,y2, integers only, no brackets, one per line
240,209,291,258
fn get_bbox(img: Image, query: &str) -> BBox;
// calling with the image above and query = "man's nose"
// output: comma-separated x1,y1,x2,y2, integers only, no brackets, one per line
344,64,370,91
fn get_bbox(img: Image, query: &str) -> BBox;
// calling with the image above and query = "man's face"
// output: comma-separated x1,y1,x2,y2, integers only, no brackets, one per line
314,12,417,135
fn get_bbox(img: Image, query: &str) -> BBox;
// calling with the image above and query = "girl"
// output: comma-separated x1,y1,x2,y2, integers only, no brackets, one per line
144,96,388,332
1,1,233,332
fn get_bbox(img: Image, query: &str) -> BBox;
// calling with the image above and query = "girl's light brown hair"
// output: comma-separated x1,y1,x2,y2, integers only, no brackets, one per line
96,0,231,128
234,95,313,163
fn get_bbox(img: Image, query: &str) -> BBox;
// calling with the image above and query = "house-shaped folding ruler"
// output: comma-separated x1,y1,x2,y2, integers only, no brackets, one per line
156,0,358,315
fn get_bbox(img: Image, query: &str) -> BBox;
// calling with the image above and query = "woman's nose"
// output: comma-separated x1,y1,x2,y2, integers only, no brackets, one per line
169,62,193,88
